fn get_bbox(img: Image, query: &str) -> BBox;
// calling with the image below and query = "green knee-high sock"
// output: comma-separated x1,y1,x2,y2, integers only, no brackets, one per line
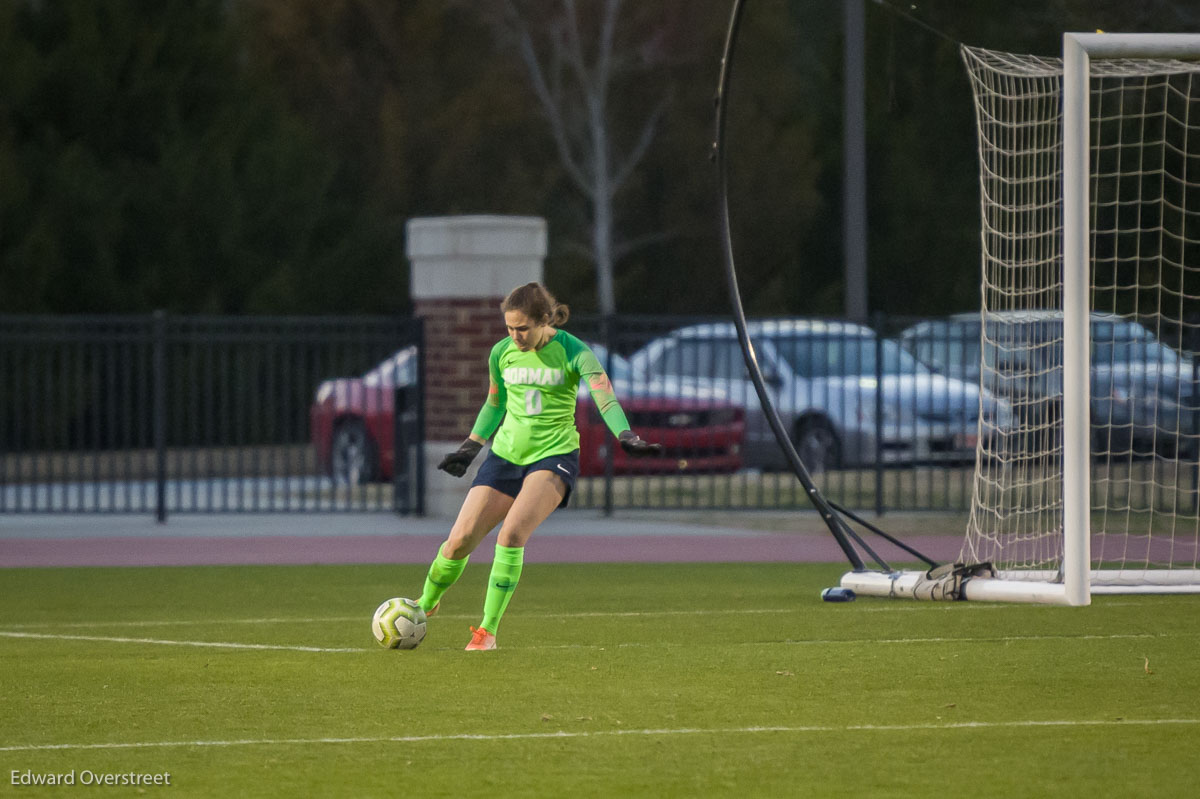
418,544,468,613
480,545,524,634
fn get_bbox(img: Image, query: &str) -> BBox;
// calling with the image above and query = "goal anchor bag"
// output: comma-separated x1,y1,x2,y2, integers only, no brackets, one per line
911,562,996,601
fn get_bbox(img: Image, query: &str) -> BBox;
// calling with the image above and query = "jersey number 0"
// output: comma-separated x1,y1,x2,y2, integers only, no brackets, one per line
524,388,543,416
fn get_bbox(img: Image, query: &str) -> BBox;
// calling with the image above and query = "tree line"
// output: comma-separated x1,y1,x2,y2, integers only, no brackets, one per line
2,0,1196,318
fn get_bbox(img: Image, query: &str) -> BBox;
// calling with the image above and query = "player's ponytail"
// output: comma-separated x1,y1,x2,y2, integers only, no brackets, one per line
502,282,569,327
549,300,569,327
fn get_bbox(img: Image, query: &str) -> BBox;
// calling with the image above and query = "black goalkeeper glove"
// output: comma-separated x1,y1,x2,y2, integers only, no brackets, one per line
437,438,483,478
618,429,663,457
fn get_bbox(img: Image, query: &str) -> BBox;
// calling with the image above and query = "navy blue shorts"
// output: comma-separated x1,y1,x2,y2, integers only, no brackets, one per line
471,449,580,508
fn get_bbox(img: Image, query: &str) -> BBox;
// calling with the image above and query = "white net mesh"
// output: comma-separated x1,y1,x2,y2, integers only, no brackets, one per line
961,44,1200,586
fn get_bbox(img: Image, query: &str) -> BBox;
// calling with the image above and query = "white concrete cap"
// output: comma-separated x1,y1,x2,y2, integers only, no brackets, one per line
407,216,546,299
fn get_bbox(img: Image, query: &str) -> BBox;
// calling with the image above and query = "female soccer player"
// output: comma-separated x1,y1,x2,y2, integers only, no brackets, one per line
416,282,661,650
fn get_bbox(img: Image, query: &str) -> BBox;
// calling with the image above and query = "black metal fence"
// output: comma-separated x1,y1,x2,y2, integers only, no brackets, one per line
3,311,1048,516
0,314,424,516
567,314,981,513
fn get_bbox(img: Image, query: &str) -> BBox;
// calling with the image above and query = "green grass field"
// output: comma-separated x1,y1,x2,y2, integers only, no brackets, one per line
2,562,1198,797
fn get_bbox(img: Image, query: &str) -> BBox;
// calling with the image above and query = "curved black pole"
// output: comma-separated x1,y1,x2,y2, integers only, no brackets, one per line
714,4,945,573
713,0,865,571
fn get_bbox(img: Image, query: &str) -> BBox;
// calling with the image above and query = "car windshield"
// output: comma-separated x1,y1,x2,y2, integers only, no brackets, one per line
984,318,1187,368
903,325,981,378
1093,337,1185,367
586,343,632,382
771,335,926,378
363,348,417,387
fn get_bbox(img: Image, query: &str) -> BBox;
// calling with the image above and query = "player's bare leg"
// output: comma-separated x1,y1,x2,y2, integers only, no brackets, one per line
467,471,567,651
497,470,567,548
444,485,513,558
418,486,512,617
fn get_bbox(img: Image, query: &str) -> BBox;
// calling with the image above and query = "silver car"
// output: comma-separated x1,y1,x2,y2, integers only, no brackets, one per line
628,319,1012,471
900,311,1199,459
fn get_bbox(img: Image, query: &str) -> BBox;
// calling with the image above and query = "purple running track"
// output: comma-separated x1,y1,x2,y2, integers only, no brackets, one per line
0,532,967,568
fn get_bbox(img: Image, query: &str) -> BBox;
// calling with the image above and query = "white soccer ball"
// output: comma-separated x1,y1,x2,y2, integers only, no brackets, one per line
371,597,427,650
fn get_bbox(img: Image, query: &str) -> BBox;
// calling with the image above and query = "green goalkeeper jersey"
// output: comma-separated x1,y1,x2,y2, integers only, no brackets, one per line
470,330,631,465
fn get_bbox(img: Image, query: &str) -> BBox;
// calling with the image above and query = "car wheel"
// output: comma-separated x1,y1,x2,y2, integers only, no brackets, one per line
331,419,378,485
794,418,840,474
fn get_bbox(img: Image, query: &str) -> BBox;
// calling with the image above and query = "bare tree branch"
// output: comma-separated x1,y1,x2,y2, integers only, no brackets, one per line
501,0,592,196
611,94,667,194
594,0,621,97
480,0,669,313
560,0,591,96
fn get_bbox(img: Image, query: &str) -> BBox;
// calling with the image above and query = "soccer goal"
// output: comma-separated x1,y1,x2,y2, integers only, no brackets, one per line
844,33,1200,604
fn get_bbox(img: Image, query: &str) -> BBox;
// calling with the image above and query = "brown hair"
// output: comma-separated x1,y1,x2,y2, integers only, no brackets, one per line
501,282,569,327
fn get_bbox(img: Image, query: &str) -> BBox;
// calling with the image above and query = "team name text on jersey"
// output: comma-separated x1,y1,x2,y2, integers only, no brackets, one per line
502,366,565,386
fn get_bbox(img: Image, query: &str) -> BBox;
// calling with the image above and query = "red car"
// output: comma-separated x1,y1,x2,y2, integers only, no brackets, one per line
311,346,744,483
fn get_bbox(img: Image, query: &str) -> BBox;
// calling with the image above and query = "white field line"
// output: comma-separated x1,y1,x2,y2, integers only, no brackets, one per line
0,631,363,653
2,718,1197,753
0,600,1103,631
0,609,799,629
0,628,1184,656
532,631,1178,650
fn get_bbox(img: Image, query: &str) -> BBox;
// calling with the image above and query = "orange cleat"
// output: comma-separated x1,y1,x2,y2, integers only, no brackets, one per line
464,625,497,651
424,602,440,618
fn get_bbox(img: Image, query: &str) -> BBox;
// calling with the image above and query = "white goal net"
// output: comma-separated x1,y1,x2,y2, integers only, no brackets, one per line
959,37,1200,597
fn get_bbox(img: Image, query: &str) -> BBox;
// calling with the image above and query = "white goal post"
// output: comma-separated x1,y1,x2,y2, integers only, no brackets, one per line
844,33,1200,604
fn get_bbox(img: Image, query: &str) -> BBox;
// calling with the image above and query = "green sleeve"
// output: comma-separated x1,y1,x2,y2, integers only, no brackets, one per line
470,341,507,440
571,340,631,439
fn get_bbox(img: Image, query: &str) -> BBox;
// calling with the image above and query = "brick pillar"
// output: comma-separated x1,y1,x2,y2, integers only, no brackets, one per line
407,215,546,517
412,298,507,439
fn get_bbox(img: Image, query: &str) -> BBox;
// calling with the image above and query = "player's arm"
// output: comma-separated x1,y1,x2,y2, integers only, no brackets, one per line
438,343,506,477
572,342,662,457
471,340,508,439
